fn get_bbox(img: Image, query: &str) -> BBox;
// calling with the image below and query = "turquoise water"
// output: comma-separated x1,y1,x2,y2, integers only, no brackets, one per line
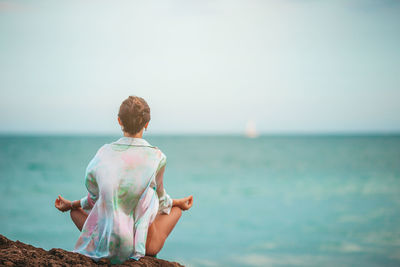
1,135,400,266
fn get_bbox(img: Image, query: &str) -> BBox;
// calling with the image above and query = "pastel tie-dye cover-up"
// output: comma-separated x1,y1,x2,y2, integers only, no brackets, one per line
73,137,173,264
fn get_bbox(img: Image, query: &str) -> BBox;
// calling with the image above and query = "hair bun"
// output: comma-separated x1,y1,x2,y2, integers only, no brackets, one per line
118,96,151,135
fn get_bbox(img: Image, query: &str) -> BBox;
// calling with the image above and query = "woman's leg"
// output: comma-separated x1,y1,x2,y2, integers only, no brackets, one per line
145,206,182,256
70,208,88,231
70,206,182,254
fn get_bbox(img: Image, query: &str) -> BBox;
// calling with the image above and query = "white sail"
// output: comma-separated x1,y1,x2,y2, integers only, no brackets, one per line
245,120,259,138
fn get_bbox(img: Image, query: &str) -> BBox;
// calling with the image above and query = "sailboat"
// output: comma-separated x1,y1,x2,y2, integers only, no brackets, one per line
245,120,259,138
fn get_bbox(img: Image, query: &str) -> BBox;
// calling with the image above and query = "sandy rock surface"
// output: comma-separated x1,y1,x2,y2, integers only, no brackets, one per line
0,234,184,267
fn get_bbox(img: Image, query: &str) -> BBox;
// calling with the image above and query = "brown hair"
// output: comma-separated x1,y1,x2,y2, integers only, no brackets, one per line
118,96,151,135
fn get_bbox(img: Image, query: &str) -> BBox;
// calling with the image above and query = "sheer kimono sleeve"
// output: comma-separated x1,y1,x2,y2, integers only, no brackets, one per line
80,154,99,211
155,151,173,215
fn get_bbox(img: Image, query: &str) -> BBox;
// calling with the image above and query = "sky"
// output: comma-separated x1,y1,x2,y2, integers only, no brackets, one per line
0,0,399,135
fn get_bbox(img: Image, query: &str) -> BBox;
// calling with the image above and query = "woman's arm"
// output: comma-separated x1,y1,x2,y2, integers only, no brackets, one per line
55,153,99,213
156,166,193,212
155,165,173,214
79,156,99,210
56,172,98,212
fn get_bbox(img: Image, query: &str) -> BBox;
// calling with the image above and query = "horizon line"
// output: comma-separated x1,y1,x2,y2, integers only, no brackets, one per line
0,131,400,137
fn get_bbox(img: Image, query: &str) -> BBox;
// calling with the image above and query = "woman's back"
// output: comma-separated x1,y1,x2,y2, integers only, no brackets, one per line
99,137,163,213
74,137,166,264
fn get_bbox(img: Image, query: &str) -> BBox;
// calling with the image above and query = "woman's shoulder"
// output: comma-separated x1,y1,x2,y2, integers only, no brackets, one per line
156,148,166,158
93,143,111,157
140,139,165,157
155,148,167,167
144,142,166,163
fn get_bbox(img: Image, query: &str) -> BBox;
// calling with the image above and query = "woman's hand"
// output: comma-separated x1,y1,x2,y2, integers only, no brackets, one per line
55,195,72,212
175,195,193,211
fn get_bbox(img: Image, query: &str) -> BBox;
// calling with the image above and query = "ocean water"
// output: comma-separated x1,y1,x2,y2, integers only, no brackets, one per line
0,135,400,267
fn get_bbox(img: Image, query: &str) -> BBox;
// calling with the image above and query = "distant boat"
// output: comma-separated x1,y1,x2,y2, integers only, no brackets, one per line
245,120,259,138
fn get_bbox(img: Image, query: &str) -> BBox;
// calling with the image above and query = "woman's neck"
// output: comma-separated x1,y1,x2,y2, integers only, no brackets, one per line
123,129,144,139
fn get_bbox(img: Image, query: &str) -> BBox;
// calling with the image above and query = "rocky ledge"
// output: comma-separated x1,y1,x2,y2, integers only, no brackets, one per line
0,234,183,267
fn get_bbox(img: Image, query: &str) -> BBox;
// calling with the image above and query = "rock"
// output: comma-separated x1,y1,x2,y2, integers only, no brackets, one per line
0,234,184,267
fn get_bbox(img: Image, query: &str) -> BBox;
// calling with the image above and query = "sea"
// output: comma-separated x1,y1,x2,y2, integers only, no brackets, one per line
0,134,399,267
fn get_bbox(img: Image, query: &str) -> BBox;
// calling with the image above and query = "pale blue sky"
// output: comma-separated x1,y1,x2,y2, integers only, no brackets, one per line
0,0,399,134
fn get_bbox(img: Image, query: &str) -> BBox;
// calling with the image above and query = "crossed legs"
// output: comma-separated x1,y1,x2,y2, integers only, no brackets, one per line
145,206,182,256
70,206,182,256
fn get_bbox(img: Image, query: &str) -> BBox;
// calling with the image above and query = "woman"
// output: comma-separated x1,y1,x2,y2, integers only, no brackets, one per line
54,96,193,264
